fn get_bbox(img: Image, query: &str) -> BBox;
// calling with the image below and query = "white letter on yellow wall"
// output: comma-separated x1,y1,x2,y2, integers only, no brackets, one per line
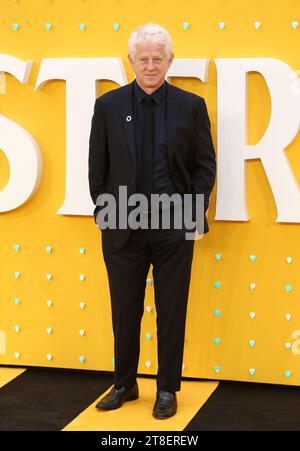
167,58,209,82
215,58,300,223
0,54,42,212
35,58,128,216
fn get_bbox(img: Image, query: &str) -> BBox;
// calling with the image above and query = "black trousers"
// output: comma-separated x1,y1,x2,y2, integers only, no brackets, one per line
101,210,195,393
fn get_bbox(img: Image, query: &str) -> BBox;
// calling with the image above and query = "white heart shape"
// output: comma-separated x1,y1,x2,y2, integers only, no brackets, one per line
285,313,292,321
79,329,85,336
286,256,293,264
46,354,53,360
250,311,256,319
46,300,53,307
79,302,85,309
250,283,256,290
14,352,20,359
145,306,152,312
46,327,52,334
145,360,151,367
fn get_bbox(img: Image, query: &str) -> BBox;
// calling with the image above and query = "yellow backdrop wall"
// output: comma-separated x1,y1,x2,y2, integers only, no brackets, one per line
0,0,300,386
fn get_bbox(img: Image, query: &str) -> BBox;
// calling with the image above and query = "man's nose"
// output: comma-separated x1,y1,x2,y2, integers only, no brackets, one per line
145,60,156,69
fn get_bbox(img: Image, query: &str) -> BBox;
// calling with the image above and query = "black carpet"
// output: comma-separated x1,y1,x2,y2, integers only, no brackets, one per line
1,369,300,431
0,367,113,431
184,380,300,431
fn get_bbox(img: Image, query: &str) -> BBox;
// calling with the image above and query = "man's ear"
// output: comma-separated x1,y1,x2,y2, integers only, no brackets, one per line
168,53,174,67
128,54,133,67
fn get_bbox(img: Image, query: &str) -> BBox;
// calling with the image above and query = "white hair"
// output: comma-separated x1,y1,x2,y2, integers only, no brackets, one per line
128,22,173,58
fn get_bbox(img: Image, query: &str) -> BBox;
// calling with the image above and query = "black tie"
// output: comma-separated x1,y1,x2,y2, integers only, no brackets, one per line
140,94,154,201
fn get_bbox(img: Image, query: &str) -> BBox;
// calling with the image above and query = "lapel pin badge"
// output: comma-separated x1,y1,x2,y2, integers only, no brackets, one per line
126,115,132,122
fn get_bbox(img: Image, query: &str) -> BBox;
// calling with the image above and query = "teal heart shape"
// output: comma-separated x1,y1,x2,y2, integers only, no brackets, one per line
45,23,52,30
250,254,256,262
292,21,298,29
183,22,189,30
13,244,20,251
79,247,86,254
249,340,255,347
46,246,52,253
213,366,220,373
14,298,20,305
214,253,221,261
14,271,20,278
249,369,255,376
218,22,225,29
214,309,221,317
79,356,85,363
214,281,221,288
14,325,20,332
79,23,86,31
214,338,220,345
285,342,291,350
285,284,292,293
113,22,119,30
145,333,151,340
284,370,291,378
13,23,19,30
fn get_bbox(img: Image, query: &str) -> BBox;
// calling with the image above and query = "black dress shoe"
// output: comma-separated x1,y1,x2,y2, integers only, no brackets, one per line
96,382,139,410
152,390,177,419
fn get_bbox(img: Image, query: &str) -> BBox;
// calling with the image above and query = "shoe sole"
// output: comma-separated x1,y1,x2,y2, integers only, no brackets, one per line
152,409,177,419
96,393,139,410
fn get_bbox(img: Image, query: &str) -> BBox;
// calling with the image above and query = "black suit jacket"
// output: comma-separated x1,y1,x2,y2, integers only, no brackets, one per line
88,79,216,249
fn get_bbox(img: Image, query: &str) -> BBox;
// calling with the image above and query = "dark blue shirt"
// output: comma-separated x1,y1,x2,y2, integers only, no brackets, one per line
133,79,177,195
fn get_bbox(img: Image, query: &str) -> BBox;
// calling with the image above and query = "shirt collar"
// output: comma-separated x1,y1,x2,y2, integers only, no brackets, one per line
134,79,166,105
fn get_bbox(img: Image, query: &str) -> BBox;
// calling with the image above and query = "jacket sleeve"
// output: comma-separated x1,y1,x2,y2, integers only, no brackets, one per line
192,97,216,214
88,98,109,206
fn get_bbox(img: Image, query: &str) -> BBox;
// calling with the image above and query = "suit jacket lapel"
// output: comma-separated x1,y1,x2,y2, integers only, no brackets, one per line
121,80,136,174
166,81,179,169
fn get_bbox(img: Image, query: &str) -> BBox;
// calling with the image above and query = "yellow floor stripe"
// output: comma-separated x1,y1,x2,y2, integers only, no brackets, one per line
0,367,26,388
63,378,219,431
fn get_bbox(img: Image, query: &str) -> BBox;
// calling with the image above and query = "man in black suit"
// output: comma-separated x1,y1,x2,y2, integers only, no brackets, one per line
88,22,216,419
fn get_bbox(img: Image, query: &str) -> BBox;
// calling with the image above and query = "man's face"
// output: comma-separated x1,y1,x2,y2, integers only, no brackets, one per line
128,41,174,92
